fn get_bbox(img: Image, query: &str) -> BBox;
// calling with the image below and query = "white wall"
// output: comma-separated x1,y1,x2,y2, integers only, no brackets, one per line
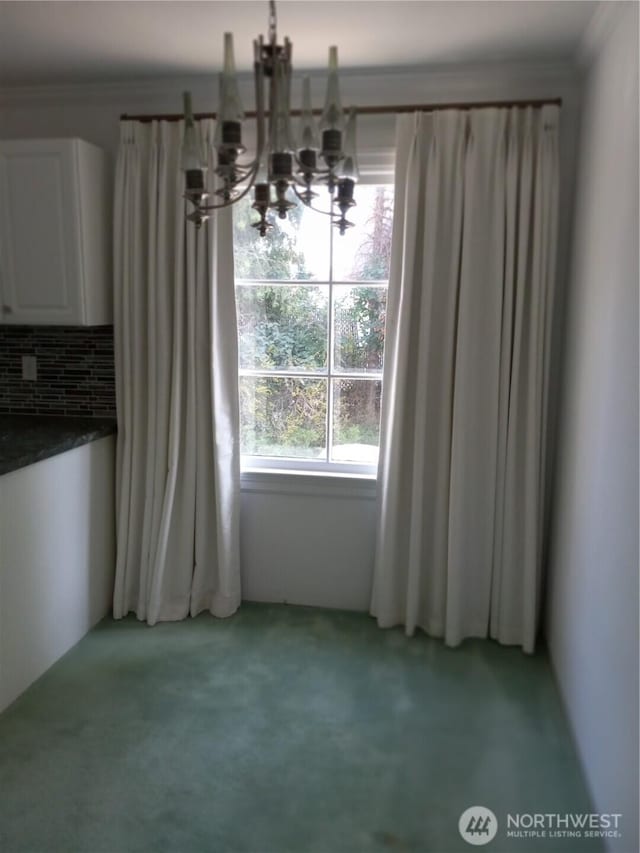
0,436,116,711
240,472,377,609
546,4,639,850
1,59,582,612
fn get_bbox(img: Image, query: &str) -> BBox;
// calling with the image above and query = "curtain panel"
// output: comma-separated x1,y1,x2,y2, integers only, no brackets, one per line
113,119,241,624
372,106,559,652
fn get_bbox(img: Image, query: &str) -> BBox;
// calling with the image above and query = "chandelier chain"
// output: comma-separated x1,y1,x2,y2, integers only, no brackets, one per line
268,0,277,45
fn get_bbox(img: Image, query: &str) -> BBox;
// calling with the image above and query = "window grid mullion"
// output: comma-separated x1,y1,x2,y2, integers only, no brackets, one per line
326,213,335,466
238,370,383,380
239,369,329,377
236,279,332,287
329,371,384,380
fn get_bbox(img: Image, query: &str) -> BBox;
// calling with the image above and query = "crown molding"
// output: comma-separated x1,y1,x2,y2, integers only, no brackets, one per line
0,75,213,107
576,1,632,67
0,59,581,110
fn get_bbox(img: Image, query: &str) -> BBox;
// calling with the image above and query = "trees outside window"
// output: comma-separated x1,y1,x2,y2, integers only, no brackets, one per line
233,185,393,471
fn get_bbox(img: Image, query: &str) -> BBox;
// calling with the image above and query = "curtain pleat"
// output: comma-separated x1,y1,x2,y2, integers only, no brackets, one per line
372,106,559,652
113,119,241,625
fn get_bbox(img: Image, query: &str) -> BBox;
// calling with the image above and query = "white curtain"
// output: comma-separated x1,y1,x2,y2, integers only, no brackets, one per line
113,119,241,624
371,106,559,652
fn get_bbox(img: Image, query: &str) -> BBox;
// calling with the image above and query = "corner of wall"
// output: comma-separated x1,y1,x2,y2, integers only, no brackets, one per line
545,3,639,850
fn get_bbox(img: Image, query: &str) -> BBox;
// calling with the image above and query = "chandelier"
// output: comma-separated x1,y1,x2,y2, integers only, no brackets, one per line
180,1,359,236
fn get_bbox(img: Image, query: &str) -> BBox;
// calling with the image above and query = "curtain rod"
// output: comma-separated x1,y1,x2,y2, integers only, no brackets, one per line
120,97,561,123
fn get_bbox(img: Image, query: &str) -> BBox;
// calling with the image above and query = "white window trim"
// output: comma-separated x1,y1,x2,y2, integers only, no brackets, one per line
241,455,378,478
236,179,393,478
240,466,378,500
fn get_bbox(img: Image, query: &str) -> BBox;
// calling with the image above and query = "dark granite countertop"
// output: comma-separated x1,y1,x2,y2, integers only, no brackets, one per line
0,415,117,476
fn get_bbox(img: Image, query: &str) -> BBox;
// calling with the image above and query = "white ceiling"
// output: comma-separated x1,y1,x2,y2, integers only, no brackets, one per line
0,1,598,87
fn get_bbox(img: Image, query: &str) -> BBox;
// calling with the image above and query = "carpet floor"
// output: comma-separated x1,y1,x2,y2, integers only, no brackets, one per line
0,603,600,853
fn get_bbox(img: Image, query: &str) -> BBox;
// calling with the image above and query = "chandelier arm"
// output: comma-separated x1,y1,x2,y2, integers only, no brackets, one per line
193,162,261,213
231,148,338,182
291,185,339,218
290,175,335,194
222,164,257,181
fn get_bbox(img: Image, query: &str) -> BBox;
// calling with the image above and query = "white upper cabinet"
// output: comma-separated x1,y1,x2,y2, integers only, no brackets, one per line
0,139,111,325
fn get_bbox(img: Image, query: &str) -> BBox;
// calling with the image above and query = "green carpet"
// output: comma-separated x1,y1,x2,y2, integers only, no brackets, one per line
0,603,600,853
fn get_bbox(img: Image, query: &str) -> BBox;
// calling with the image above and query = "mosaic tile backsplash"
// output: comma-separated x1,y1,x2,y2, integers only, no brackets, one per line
0,326,116,418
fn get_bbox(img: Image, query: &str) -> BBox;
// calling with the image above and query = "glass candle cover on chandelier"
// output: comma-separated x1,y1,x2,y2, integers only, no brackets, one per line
180,1,359,236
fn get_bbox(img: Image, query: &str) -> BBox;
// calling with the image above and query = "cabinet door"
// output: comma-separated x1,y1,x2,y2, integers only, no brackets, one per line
0,141,84,324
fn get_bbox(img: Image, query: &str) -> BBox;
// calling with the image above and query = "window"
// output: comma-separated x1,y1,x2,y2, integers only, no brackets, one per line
233,184,393,475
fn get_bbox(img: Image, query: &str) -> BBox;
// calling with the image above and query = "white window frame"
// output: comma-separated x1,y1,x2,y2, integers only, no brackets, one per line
236,164,394,478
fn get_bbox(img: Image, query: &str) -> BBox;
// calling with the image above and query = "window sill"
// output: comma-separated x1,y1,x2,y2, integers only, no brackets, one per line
240,467,378,499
